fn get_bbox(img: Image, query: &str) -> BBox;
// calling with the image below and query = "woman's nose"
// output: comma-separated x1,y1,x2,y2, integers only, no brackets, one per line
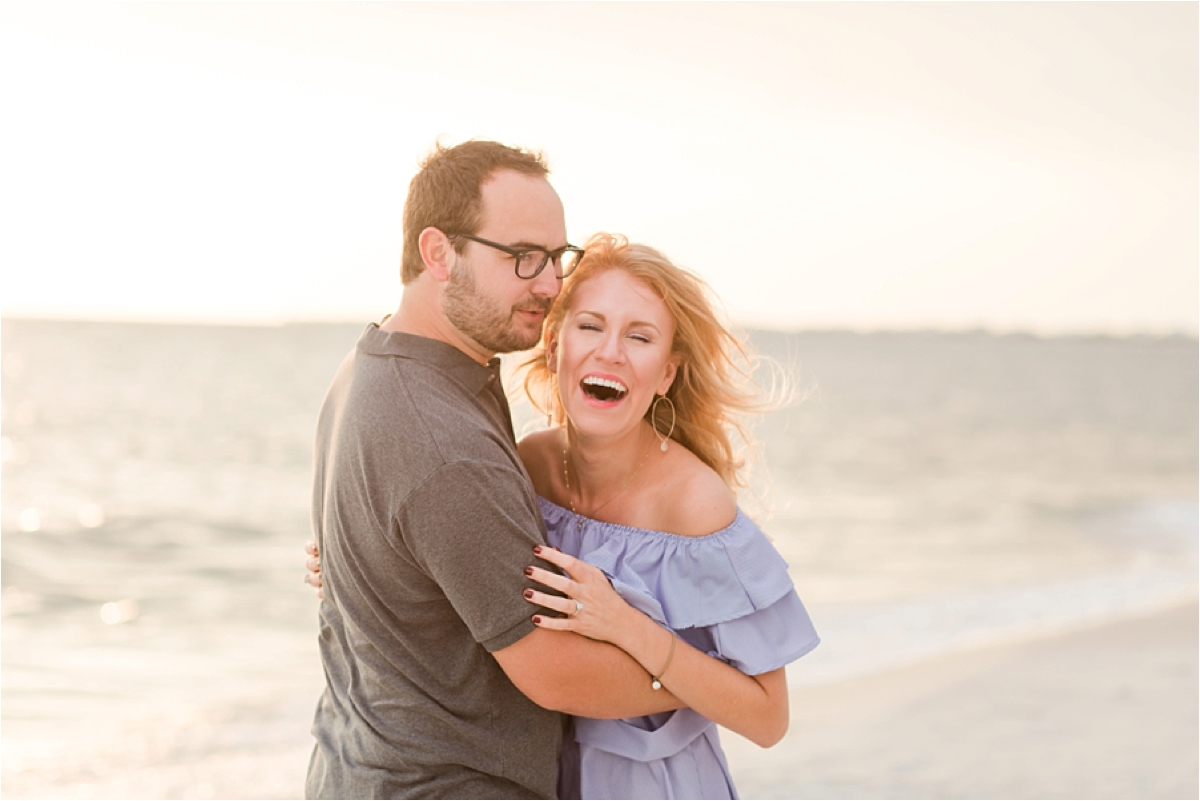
596,332,625,363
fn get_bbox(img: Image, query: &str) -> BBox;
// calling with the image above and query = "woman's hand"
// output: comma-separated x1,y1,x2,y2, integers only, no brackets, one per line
525,545,643,651
527,549,790,747
304,541,323,599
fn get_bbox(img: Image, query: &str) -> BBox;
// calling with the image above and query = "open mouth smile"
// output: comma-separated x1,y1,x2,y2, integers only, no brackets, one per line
581,375,628,403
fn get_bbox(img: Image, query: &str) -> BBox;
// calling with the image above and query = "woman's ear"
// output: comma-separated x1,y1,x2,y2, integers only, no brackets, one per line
545,330,559,373
418,227,455,282
656,355,680,396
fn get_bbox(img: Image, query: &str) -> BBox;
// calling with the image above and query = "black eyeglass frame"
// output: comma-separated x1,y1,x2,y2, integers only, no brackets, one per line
448,232,585,280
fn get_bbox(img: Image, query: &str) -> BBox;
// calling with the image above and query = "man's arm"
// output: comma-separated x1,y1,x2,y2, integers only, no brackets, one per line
304,536,679,718
493,627,683,718
304,538,677,717
315,448,685,719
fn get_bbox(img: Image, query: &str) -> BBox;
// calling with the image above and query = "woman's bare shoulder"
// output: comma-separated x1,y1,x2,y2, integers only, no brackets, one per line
517,428,563,498
650,448,737,537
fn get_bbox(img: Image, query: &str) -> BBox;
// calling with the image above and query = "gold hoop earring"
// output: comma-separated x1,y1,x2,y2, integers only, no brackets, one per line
651,394,676,452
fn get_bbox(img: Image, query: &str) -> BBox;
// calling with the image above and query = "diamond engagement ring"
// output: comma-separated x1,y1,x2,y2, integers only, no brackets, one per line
571,600,584,616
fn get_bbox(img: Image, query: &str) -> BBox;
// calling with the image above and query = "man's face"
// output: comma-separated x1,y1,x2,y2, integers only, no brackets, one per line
442,170,567,357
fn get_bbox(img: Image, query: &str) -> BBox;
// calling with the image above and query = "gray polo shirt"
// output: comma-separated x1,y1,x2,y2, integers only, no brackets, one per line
306,324,562,799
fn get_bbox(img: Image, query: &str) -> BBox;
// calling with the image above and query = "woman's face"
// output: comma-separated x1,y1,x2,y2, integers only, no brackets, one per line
548,269,679,442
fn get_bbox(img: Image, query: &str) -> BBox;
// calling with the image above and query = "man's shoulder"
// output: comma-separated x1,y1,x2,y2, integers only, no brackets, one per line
333,347,484,428
324,348,517,477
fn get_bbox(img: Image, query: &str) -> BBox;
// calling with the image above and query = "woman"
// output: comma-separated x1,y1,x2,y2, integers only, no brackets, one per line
516,232,818,799
308,233,819,799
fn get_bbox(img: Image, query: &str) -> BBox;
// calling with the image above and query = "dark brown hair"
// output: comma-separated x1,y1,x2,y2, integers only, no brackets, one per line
400,140,549,284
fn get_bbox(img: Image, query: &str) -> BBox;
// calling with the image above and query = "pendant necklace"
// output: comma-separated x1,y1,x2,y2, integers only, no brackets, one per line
562,435,653,532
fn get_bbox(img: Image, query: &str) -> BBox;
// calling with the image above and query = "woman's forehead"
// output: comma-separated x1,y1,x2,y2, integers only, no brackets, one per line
569,269,665,312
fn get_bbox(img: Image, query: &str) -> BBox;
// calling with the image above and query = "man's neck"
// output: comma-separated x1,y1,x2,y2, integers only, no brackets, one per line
381,284,494,365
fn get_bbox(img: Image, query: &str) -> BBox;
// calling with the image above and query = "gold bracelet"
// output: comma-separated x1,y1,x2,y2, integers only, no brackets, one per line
650,632,677,691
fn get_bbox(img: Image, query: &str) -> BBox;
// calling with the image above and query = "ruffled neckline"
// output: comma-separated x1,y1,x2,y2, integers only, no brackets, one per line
538,497,748,541
538,496,796,630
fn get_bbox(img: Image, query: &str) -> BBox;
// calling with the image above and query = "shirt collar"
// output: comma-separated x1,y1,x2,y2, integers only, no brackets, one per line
357,323,502,395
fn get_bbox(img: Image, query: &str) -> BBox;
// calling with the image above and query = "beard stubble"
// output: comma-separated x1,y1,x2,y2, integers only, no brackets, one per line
442,259,551,355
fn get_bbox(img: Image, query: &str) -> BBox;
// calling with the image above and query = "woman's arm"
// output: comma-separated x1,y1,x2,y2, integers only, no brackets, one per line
526,546,790,748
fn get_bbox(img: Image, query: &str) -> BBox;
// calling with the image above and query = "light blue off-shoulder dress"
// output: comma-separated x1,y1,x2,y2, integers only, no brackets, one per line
540,497,821,800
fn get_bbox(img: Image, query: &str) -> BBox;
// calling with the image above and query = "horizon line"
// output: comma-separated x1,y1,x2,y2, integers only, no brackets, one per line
3,312,1196,341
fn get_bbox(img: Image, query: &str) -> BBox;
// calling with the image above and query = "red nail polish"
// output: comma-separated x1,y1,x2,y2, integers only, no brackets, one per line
523,589,533,599
524,566,534,576
532,616,542,625
533,545,543,555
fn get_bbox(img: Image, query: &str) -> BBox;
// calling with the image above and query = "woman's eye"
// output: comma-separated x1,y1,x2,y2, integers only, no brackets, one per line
579,323,601,332
629,333,652,343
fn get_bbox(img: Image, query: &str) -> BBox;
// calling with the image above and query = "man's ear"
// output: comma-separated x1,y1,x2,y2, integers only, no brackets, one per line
418,227,456,282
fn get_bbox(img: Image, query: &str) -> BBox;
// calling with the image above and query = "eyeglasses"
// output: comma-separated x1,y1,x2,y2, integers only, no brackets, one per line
449,232,585,279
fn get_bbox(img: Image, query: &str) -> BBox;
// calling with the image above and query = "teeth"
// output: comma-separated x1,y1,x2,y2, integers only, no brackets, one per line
582,376,628,394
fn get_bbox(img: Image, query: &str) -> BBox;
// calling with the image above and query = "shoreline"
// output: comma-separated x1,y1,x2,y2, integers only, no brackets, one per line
4,601,1196,798
791,564,1199,690
722,600,1199,799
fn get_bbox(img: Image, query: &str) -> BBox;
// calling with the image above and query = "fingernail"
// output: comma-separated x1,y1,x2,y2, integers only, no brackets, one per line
524,566,534,576
523,589,533,599
533,545,543,555
532,616,543,625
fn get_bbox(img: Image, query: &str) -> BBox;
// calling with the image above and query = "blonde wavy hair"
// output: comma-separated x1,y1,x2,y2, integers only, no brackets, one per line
519,233,779,491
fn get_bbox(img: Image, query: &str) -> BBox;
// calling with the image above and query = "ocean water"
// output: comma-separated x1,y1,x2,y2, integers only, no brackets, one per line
2,319,1196,799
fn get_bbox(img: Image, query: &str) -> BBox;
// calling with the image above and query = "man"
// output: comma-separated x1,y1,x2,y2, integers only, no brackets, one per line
306,141,679,799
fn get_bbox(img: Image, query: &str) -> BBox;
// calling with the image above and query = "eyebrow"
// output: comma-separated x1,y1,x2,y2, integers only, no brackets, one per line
575,310,662,333
511,240,566,251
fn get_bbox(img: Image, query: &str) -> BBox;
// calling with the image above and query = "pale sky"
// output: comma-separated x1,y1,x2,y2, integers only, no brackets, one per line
1,2,1196,333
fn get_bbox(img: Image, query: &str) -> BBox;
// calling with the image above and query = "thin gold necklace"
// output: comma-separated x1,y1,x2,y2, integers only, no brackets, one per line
562,435,653,532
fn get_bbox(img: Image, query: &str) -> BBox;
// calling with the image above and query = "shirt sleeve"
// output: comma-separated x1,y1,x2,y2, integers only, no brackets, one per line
396,458,548,652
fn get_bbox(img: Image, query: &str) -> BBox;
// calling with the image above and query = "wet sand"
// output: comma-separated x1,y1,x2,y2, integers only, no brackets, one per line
722,601,1199,799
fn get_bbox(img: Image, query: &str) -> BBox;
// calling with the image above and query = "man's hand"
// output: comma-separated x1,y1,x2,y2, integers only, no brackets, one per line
304,541,323,599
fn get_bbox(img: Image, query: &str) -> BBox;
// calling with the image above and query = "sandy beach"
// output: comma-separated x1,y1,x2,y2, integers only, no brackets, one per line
723,601,1199,799
4,606,1195,800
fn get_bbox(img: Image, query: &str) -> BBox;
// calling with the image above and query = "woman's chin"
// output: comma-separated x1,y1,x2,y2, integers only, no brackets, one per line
565,407,650,442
